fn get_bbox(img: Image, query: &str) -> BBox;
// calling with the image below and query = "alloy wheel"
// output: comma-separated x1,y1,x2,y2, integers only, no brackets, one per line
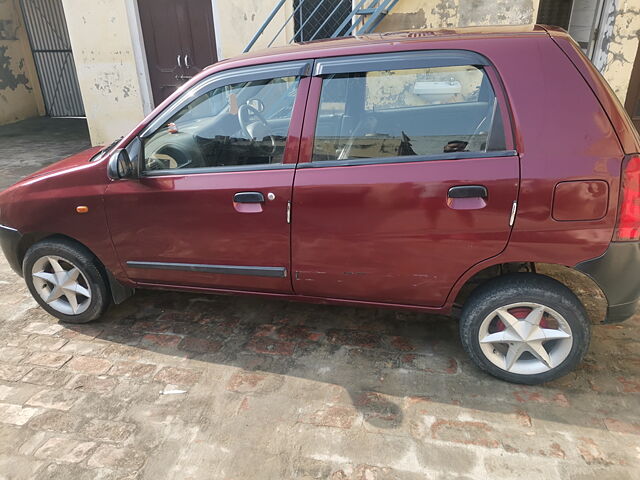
31,255,92,315
478,302,573,375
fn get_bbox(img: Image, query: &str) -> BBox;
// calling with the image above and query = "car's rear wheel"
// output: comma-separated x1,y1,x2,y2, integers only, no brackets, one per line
459,273,590,384
23,239,110,324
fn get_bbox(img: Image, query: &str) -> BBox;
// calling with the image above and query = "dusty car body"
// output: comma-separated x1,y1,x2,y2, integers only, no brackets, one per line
1,25,639,384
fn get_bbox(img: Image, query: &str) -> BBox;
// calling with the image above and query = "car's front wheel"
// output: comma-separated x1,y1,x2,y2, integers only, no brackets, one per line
23,238,110,323
459,273,590,384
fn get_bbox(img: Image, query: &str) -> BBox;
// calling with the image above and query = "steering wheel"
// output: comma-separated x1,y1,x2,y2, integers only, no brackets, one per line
237,104,276,153
145,144,203,171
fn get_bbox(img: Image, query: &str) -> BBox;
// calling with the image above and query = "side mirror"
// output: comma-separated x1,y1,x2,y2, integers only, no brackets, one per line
107,136,141,179
108,149,133,179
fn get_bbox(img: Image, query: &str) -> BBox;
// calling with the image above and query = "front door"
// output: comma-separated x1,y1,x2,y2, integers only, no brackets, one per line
138,0,218,105
105,61,310,293
292,51,519,307
626,43,640,132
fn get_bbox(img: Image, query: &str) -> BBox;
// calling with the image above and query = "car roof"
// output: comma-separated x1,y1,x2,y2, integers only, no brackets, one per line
206,24,552,72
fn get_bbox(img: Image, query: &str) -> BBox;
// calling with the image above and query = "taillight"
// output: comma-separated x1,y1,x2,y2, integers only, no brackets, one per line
615,155,640,241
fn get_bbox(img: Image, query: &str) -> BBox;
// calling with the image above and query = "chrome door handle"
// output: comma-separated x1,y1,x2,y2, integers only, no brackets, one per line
448,185,488,199
176,55,181,68
184,54,191,69
447,185,488,210
233,192,264,203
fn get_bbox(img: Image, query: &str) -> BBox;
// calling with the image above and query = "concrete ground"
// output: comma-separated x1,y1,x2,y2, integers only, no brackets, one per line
0,117,91,190
0,118,639,480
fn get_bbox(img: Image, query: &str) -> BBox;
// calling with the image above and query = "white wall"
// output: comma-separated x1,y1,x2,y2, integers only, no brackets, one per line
594,0,640,102
61,0,149,145
214,0,294,59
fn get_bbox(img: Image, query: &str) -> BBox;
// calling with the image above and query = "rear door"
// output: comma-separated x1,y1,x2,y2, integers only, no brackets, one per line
291,51,519,307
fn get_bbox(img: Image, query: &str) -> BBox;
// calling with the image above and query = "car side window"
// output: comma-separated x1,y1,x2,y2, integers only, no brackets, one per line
143,76,299,172
312,65,506,162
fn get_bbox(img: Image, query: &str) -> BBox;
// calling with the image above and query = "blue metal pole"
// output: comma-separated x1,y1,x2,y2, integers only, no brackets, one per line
267,0,304,48
356,0,394,35
243,0,287,53
364,0,398,33
331,0,368,38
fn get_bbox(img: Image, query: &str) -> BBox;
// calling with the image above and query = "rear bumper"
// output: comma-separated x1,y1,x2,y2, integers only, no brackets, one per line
0,224,23,276
575,242,640,323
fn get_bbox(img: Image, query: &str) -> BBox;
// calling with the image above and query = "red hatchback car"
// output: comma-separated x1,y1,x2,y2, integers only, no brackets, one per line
1,25,639,384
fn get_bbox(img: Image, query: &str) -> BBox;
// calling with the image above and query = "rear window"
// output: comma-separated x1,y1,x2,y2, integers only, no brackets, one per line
313,65,506,162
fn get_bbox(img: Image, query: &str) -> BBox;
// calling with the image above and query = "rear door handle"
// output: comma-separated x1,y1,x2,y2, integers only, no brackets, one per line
448,185,488,199
233,192,264,203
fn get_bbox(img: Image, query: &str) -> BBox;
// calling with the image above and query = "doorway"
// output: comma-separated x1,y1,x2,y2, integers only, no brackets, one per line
137,0,218,105
537,0,606,58
625,44,640,133
19,0,85,117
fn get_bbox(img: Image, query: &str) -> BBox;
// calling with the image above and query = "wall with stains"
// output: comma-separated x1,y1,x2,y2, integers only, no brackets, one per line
214,0,294,59
214,0,541,59
0,0,44,125
61,0,147,145
375,0,540,31
50,0,636,147
593,0,639,103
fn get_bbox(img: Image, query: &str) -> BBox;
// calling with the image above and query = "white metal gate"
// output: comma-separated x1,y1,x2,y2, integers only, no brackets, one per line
20,0,84,117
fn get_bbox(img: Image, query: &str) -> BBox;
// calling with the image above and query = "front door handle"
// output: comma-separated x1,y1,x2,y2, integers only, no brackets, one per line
447,185,488,210
448,185,488,199
234,192,264,203
233,192,265,213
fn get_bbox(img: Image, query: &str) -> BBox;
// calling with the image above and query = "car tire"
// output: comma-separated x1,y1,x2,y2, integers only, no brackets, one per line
23,238,110,324
459,273,590,385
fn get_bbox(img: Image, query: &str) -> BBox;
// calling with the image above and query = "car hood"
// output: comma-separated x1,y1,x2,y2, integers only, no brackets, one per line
22,146,104,181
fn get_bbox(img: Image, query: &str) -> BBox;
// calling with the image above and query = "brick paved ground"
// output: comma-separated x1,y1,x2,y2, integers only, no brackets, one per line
0,117,90,190
0,119,639,479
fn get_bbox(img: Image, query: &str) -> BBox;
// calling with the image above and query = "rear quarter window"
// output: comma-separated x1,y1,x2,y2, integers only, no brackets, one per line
313,64,506,162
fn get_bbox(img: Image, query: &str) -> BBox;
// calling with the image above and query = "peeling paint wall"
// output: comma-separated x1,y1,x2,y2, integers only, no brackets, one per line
58,0,296,146
594,0,640,103
61,0,147,145
48,0,637,147
375,0,540,31
0,0,44,125
215,0,295,59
